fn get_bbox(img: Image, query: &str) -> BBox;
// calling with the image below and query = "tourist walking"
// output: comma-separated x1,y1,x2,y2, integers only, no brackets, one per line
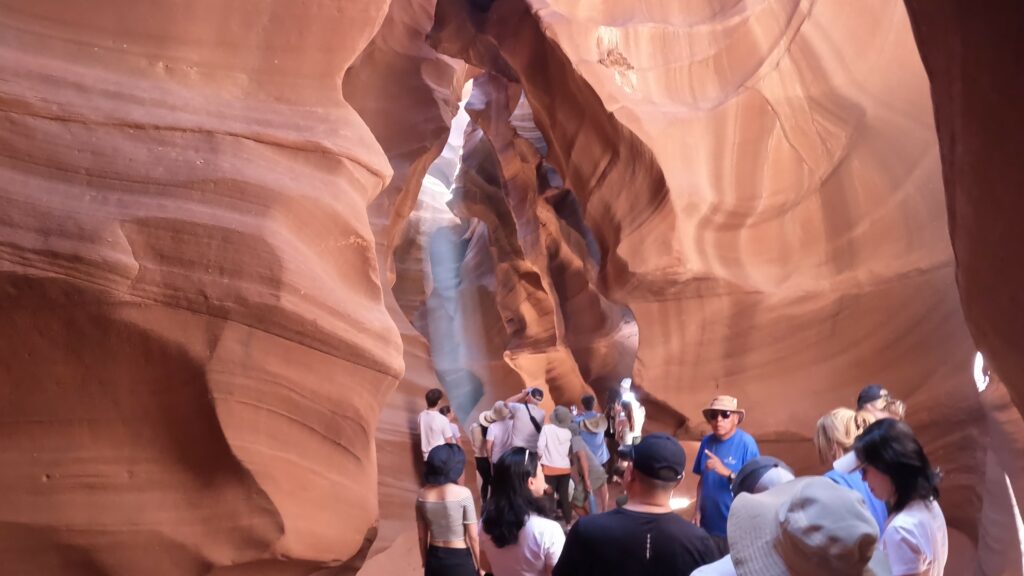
616,398,645,446
838,418,948,576
815,407,889,532
505,388,548,451
440,405,461,442
486,401,515,465
479,448,565,576
692,396,760,538
537,406,573,523
577,412,610,512
554,433,719,575
419,388,454,461
568,422,608,519
574,394,610,466
416,444,482,576
470,407,498,501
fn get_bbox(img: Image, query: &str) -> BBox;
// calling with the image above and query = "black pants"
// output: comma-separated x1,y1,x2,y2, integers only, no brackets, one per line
475,457,492,501
425,545,476,576
546,473,572,522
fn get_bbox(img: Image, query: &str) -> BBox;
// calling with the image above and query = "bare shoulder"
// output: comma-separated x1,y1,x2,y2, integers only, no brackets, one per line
447,484,474,499
419,485,441,501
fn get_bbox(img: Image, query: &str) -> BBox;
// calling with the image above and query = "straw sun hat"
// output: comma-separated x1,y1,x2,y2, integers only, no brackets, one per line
702,395,746,423
478,401,510,426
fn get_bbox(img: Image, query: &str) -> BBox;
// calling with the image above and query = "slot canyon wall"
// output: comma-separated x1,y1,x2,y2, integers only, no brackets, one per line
0,1,1020,575
0,1,404,574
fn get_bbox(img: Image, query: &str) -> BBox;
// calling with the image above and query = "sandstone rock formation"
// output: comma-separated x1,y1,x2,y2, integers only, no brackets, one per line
446,73,636,408
429,0,986,558
344,0,469,563
0,1,403,573
902,0,1024,416
1,0,1022,574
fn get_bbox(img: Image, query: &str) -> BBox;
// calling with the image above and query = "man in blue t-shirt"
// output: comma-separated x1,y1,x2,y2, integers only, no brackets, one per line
574,394,610,464
574,394,610,511
691,395,760,538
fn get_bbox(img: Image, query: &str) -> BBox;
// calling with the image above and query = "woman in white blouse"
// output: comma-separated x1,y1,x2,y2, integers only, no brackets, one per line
851,418,947,576
480,448,565,576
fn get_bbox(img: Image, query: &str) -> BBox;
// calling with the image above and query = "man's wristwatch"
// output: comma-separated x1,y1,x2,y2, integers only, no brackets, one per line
728,471,736,484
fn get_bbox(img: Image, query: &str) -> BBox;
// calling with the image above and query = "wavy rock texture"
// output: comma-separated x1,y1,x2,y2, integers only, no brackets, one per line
344,0,470,566
430,0,987,559
447,73,636,410
902,0,1024,417
2,0,1021,573
0,1,401,574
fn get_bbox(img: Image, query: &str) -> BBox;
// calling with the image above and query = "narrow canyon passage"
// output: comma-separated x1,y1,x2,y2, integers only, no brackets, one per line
0,0,1021,575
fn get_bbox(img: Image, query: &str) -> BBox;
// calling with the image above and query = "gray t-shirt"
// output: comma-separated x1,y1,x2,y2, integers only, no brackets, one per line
508,402,546,451
570,436,605,480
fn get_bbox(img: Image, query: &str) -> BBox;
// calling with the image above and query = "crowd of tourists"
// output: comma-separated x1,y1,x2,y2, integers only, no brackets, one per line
415,382,947,575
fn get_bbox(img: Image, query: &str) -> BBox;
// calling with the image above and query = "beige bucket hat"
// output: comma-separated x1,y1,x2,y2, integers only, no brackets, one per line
580,413,608,435
551,406,573,428
728,476,891,576
479,400,510,426
702,395,746,423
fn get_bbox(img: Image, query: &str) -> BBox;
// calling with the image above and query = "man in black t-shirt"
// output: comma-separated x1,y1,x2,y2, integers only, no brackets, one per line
553,433,721,576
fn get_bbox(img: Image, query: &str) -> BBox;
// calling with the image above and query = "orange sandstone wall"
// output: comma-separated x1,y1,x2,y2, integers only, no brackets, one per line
430,0,985,556
0,1,401,574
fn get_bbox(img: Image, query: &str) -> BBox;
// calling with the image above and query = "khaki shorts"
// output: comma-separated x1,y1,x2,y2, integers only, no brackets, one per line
570,469,608,507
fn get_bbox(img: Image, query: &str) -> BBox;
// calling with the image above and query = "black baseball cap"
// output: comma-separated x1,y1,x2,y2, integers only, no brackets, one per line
622,433,686,482
856,384,888,409
731,456,793,498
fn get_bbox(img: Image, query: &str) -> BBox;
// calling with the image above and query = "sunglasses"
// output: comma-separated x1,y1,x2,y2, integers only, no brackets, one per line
705,410,734,421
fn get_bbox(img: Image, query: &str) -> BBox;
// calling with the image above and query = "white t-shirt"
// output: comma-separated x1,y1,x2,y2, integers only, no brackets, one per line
469,423,488,458
617,403,646,445
508,403,546,451
418,410,452,461
691,555,737,576
881,499,948,576
487,419,515,464
479,514,565,576
536,424,572,469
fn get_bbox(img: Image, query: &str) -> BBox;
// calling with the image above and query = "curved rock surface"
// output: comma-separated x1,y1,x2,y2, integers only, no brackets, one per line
0,1,401,573
430,0,987,557
2,0,1022,574
344,0,469,564
902,0,1024,415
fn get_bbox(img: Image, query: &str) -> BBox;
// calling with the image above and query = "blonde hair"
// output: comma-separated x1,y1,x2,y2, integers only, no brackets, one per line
814,407,868,464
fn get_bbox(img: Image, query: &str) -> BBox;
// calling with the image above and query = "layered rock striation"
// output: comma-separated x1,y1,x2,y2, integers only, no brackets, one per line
430,0,985,553
1,0,1022,574
0,1,402,573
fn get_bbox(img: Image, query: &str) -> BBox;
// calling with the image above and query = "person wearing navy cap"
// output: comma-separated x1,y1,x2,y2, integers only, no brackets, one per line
857,384,907,421
554,433,720,576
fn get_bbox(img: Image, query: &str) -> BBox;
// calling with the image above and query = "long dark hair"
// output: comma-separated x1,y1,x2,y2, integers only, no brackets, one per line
854,418,940,513
604,389,621,439
621,399,635,432
482,448,544,548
